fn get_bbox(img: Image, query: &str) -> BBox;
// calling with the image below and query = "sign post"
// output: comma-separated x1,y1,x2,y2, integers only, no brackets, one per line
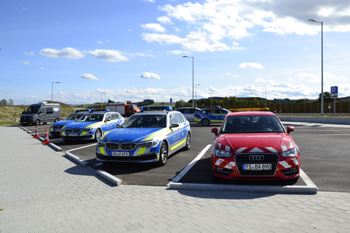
331,86,338,114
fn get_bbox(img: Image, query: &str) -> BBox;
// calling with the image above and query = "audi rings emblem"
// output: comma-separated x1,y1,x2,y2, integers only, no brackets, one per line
248,155,265,161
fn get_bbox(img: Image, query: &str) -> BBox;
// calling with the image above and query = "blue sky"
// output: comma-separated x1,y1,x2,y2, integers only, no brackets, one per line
1,0,350,105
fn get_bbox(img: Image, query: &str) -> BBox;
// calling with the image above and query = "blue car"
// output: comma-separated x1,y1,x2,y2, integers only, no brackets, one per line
194,106,231,126
61,109,124,141
49,110,90,137
96,111,191,166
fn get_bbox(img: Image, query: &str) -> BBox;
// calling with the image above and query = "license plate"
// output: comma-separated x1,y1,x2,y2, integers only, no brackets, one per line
69,133,78,137
112,152,129,157
243,164,272,170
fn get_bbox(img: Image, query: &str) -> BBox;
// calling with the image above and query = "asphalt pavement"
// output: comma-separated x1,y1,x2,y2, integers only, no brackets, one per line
1,125,350,233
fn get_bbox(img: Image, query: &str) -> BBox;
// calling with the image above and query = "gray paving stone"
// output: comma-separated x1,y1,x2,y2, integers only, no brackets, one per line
1,126,350,233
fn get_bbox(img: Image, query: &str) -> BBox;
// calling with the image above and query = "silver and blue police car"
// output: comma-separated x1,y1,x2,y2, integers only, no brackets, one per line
194,106,231,126
96,111,191,166
61,109,124,141
49,109,90,138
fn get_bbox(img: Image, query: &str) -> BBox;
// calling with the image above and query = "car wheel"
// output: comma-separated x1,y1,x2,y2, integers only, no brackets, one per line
95,129,103,141
35,119,40,125
184,132,191,150
157,141,168,166
201,118,210,126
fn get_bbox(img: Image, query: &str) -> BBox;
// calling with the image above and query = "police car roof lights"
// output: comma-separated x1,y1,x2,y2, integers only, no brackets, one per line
90,108,110,112
74,109,92,113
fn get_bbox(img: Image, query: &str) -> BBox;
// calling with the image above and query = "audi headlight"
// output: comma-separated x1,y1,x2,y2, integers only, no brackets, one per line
280,148,298,157
138,139,159,148
215,149,233,158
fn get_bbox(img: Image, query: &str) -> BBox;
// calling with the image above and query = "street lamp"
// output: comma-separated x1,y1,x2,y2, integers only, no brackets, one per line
100,93,106,108
51,82,60,103
195,84,200,107
309,18,324,115
182,56,195,108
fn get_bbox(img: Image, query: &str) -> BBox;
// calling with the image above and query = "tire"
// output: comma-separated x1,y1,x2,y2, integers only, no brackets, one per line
35,119,40,125
157,141,168,166
95,129,103,141
201,118,210,126
184,132,191,150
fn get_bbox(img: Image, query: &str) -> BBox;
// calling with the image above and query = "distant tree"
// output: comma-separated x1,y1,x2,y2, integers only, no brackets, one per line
0,99,8,106
108,99,115,103
8,99,14,106
318,92,332,102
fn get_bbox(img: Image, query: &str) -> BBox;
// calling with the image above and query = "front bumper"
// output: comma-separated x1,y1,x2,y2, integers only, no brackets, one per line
96,152,158,163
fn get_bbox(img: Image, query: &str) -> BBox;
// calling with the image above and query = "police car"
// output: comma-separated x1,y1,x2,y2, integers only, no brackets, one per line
61,109,124,141
211,111,300,183
96,111,191,166
49,110,90,138
194,106,230,126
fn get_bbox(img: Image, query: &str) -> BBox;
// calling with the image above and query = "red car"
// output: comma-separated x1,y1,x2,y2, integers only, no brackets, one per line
211,111,300,183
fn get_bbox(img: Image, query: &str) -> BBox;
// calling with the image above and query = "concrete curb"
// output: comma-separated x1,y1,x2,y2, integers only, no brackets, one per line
65,151,89,166
167,169,318,195
95,170,122,186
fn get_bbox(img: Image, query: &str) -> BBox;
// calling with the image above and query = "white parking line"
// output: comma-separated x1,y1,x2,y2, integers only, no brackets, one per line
66,143,96,152
171,144,212,183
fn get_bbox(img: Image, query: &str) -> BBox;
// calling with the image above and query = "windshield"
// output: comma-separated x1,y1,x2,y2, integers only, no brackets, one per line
79,114,104,122
66,113,84,120
221,115,284,133
24,105,41,114
122,115,166,128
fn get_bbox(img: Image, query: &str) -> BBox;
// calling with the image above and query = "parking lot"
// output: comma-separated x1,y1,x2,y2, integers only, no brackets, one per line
20,122,350,193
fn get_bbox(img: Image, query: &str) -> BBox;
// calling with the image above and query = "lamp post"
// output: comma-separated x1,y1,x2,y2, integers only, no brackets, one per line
51,82,60,103
195,84,200,107
309,18,324,115
100,93,106,108
182,56,195,108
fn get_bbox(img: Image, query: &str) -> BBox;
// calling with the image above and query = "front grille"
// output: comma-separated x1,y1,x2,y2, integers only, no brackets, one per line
106,143,137,150
235,153,278,176
106,143,119,150
66,129,81,133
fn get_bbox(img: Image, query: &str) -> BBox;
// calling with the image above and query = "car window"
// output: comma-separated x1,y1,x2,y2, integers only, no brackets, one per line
122,115,166,128
174,113,185,123
221,115,284,133
169,113,177,125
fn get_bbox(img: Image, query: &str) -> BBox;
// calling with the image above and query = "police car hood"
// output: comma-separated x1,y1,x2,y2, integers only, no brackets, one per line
217,133,293,153
103,127,166,142
53,120,74,127
63,121,100,129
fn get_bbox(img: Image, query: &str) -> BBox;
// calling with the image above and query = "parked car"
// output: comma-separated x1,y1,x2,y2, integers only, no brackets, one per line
175,107,201,122
211,111,300,183
60,109,124,141
96,111,191,166
20,102,61,126
194,106,230,126
49,109,90,138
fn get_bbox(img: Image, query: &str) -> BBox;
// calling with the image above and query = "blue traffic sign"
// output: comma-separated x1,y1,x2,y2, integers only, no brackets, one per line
331,86,338,98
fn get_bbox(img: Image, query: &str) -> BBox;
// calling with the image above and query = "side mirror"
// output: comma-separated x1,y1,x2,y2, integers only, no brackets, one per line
211,127,218,135
170,123,179,128
116,124,121,128
287,126,295,134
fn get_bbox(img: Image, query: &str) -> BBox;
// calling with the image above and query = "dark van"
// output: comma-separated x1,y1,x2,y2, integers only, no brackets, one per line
20,102,62,126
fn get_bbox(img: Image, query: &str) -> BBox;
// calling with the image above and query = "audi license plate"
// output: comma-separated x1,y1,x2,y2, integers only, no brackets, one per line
243,164,272,170
112,152,129,157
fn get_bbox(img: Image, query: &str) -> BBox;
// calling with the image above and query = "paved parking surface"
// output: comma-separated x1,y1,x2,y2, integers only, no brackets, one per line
1,126,350,233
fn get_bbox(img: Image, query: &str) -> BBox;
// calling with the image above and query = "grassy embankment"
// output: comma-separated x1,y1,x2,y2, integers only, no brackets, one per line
0,102,78,126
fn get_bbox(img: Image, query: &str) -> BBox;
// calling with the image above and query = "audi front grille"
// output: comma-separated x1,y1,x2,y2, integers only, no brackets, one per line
235,153,278,176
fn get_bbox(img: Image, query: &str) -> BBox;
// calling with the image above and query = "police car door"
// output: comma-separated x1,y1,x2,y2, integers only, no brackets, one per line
101,113,114,132
168,113,186,152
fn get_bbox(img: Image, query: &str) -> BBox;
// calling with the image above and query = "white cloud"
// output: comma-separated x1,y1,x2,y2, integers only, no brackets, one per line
142,23,166,32
139,72,160,79
89,49,129,62
25,51,35,56
81,74,99,81
142,33,183,45
239,63,264,69
20,60,29,65
39,47,84,59
157,16,172,24
226,72,232,76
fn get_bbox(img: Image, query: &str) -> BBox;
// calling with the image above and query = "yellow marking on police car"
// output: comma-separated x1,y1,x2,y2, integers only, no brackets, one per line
171,139,186,151
61,131,66,136
145,128,168,141
86,122,103,128
81,131,87,136
99,147,106,155
137,147,147,155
